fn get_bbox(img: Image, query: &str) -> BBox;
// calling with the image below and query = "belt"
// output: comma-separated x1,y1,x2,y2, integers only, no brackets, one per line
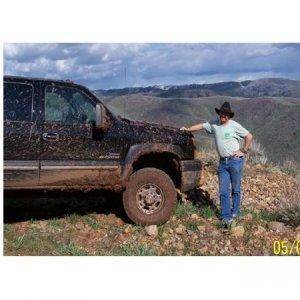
219,155,244,161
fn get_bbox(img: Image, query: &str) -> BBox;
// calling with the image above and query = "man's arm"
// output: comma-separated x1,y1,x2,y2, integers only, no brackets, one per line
234,133,253,156
180,123,204,132
241,133,253,152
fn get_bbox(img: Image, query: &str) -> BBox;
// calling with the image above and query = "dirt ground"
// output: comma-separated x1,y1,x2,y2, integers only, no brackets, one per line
3,162,300,256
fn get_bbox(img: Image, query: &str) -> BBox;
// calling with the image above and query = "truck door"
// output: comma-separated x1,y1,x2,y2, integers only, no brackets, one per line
4,80,41,187
39,83,120,187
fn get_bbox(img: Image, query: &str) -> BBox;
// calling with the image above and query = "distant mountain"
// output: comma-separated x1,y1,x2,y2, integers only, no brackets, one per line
95,78,300,98
94,78,300,164
238,78,300,98
95,85,164,97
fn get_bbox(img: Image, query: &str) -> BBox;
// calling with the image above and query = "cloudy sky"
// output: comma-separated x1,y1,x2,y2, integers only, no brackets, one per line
4,43,300,90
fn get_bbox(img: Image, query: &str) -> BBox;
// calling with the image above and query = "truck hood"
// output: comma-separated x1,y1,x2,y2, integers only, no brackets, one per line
120,117,194,147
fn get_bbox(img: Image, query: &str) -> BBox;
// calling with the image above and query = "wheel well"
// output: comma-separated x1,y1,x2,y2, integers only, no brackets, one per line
132,152,181,188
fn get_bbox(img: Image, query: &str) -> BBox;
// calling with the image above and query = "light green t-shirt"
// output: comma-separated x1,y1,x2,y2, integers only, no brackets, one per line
203,119,249,158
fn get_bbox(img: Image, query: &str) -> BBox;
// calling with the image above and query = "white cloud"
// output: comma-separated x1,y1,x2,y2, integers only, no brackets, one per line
4,43,300,89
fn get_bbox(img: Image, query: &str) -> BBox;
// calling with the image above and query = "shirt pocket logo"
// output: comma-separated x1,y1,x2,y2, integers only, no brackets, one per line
224,132,231,139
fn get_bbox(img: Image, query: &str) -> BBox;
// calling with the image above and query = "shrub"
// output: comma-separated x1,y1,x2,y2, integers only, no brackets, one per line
200,205,215,219
266,164,281,174
112,243,156,256
247,140,268,165
83,215,102,230
48,218,63,229
175,202,199,218
280,160,298,177
66,213,81,224
57,242,86,256
186,220,198,231
276,185,300,227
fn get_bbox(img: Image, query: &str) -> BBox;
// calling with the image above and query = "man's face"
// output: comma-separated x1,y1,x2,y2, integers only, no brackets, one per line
219,113,230,124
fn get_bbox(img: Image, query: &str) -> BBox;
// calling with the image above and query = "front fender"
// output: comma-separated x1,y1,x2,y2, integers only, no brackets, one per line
121,143,184,182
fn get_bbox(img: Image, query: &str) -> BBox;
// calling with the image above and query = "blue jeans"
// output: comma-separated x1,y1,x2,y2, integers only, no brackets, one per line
218,156,244,221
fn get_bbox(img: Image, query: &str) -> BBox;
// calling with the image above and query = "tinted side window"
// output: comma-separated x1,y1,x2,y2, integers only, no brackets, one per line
4,82,33,121
45,85,95,125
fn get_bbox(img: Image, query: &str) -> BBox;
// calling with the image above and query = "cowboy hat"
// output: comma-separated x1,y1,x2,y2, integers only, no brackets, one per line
215,101,234,118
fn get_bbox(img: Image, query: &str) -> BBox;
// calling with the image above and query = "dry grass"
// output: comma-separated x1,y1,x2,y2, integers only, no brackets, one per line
276,185,300,227
247,140,268,165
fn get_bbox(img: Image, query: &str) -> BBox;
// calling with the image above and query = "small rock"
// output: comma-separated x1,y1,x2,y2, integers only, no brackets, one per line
153,240,161,247
145,225,158,237
162,232,169,239
190,214,199,220
114,218,125,226
197,225,206,232
175,225,186,235
168,228,174,234
75,222,85,230
295,226,300,232
226,240,231,246
187,229,194,236
37,220,47,229
262,248,270,256
231,225,245,237
254,225,266,236
123,225,132,234
211,230,220,237
163,239,170,247
180,192,188,203
176,242,185,251
117,234,126,242
268,221,285,232
199,245,208,254
243,213,253,222
191,233,198,240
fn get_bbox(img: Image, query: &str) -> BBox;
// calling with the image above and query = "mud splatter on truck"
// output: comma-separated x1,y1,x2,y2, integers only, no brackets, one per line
4,75,202,224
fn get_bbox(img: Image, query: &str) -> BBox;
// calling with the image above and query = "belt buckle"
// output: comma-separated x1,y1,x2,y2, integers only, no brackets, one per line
220,156,229,162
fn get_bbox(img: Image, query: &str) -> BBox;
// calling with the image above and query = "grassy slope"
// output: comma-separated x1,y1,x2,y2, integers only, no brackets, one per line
101,94,300,164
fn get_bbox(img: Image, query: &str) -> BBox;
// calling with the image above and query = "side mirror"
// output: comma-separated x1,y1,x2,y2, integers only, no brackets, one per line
95,103,110,131
95,103,103,129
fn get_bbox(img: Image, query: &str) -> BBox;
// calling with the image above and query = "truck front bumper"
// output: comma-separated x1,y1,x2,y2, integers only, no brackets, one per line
180,159,202,192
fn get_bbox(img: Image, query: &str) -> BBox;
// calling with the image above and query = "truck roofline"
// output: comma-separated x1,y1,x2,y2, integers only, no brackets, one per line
4,75,87,91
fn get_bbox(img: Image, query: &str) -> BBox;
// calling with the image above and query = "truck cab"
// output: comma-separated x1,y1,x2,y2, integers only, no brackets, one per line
4,75,202,225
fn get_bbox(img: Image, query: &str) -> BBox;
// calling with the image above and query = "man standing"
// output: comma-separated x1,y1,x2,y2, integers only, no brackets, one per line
181,102,253,227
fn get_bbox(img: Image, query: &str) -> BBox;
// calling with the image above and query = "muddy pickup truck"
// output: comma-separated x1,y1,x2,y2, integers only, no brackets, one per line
4,75,202,225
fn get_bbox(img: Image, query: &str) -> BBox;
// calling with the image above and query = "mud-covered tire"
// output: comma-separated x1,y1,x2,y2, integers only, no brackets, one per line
123,168,177,225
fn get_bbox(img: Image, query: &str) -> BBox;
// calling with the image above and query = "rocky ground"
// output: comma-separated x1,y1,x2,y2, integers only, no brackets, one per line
3,153,300,256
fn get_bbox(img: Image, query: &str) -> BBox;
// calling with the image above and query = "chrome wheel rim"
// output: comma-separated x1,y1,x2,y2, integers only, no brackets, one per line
136,183,165,214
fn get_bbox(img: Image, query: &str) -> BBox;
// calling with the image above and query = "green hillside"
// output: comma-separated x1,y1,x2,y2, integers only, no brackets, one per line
100,94,300,164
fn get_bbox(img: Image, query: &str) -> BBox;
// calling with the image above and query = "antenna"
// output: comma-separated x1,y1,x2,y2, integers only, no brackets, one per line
123,64,127,119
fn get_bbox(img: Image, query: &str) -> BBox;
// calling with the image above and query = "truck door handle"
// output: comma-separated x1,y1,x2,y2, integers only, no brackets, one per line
42,132,59,141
